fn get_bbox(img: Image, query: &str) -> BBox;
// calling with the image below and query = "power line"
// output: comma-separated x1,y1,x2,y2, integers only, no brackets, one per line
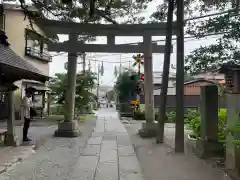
50,10,237,59
88,59,133,64
184,8,240,22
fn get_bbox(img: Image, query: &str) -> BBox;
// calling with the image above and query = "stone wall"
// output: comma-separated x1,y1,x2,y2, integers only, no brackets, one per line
140,95,226,109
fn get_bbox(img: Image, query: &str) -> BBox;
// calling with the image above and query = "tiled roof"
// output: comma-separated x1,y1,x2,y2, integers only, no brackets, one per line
0,44,48,82
0,44,44,75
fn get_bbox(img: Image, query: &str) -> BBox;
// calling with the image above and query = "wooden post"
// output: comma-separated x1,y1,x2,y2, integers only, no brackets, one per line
156,0,174,144
5,90,17,146
175,0,185,153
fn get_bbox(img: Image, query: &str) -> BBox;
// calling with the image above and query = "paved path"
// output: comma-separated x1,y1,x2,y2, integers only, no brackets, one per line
0,108,143,180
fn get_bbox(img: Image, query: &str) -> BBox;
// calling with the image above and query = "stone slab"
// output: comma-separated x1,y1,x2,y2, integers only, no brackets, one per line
101,141,117,150
87,136,103,145
95,162,118,180
117,135,132,146
91,132,104,137
119,171,145,180
99,149,117,163
103,135,116,141
81,145,101,156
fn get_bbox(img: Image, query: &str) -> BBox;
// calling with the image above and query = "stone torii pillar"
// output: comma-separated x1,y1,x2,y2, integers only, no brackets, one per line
5,89,18,146
139,34,157,138
54,33,80,137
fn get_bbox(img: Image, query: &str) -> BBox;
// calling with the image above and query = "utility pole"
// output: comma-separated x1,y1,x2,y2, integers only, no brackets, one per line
88,58,91,71
175,0,185,153
119,54,122,74
82,52,86,72
96,64,100,108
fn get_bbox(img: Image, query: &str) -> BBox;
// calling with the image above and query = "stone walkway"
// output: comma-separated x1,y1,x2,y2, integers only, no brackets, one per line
80,110,144,180
0,109,143,180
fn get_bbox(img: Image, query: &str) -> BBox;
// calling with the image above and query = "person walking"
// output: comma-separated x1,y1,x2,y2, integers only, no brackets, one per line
22,87,35,142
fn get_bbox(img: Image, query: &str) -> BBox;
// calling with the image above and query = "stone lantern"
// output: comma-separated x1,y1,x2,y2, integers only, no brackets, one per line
218,62,240,93
219,62,240,173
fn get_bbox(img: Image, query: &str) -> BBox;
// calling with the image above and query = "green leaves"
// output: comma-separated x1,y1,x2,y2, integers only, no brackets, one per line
185,10,240,75
49,71,97,111
115,70,137,102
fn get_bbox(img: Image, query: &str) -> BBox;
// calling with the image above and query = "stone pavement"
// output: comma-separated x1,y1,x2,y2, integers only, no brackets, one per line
0,109,143,180
125,120,232,180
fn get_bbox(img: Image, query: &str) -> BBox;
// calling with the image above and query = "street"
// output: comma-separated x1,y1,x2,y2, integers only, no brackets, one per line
0,108,143,180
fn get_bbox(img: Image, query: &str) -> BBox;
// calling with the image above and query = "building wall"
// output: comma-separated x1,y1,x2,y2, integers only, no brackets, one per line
3,9,49,76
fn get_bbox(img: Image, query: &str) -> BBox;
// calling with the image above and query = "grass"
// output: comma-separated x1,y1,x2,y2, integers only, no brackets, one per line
78,114,96,122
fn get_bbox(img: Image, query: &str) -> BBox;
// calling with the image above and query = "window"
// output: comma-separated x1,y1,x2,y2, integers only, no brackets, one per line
225,71,234,91
25,29,52,62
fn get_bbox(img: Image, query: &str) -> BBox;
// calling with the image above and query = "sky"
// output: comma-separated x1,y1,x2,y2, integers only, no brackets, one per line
49,0,218,87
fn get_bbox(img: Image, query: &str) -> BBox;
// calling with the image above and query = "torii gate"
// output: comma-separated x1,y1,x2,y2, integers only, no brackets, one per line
37,19,177,137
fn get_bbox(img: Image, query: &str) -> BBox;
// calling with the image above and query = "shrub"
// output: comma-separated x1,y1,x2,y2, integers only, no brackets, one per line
166,111,176,123
187,108,227,141
218,109,227,142
51,104,64,115
133,111,145,120
187,116,201,137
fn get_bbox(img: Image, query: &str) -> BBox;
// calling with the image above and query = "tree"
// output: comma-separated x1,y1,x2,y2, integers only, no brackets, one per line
150,0,233,22
185,9,240,75
156,0,174,144
151,0,239,75
115,70,137,103
49,70,96,113
18,0,150,26
114,66,118,77
48,73,67,104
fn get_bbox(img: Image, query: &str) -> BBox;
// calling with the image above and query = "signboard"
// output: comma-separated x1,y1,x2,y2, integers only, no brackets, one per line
130,100,139,105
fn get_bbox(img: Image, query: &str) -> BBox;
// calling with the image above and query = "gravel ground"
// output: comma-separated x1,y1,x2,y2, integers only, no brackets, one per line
0,118,96,180
125,121,232,180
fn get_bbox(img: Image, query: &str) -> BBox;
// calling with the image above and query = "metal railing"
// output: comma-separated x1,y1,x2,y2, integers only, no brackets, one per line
25,47,52,62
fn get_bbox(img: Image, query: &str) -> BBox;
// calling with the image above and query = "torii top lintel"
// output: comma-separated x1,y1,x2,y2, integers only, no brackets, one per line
36,19,177,36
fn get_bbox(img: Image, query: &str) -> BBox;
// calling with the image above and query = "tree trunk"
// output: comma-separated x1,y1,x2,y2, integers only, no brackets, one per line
156,0,174,144
175,0,185,153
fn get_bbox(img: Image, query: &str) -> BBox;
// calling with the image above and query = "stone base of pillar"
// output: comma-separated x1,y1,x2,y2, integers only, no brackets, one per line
5,134,19,146
54,120,81,138
193,139,224,159
138,122,157,138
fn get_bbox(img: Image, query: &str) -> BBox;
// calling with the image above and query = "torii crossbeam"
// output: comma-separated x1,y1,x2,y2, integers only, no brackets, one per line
37,18,177,138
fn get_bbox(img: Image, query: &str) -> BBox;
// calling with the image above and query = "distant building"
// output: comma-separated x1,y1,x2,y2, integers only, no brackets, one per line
140,71,226,112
